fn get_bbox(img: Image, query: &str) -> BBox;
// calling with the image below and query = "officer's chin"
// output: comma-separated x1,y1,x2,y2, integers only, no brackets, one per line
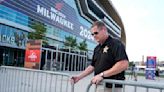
96,40,101,43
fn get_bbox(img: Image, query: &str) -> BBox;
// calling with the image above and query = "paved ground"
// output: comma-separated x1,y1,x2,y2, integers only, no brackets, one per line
67,71,164,92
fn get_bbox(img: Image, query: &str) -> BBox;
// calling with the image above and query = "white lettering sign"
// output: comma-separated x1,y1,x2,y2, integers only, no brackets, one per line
28,51,37,61
0,34,15,44
79,26,94,41
37,5,74,30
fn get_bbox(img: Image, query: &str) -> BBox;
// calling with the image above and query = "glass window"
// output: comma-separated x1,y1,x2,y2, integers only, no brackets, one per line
0,24,28,48
0,25,2,34
6,26,11,36
46,25,53,35
87,42,97,51
0,5,29,26
1,25,6,36
76,37,83,43
47,38,63,48
44,23,96,51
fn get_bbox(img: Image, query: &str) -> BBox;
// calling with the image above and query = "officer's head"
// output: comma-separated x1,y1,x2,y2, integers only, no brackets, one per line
90,21,108,44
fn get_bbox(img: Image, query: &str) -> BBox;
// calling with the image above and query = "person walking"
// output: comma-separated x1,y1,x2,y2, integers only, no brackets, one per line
130,64,137,81
71,21,129,92
155,67,160,80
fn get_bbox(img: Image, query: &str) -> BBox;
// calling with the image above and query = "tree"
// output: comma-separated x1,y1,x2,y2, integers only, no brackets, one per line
78,39,88,51
64,36,77,49
129,61,134,67
28,22,48,46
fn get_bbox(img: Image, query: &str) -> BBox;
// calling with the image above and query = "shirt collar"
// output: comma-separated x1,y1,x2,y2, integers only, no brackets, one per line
100,36,112,47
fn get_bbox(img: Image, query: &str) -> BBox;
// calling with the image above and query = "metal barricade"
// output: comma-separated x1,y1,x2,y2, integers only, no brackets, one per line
42,47,88,71
86,79,164,92
0,66,74,92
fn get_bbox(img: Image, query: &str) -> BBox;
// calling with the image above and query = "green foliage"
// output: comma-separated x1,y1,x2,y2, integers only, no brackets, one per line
28,22,48,45
64,36,88,51
78,39,88,51
64,36,77,49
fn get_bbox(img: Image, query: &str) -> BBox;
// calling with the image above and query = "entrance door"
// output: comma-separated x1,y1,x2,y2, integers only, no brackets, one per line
0,47,10,65
14,49,25,67
3,48,10,65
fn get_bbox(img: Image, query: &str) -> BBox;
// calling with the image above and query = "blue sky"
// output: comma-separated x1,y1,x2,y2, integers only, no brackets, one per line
111,0,164,61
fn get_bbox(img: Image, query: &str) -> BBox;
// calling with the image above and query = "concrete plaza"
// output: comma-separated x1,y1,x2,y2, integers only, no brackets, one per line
67,71,164,92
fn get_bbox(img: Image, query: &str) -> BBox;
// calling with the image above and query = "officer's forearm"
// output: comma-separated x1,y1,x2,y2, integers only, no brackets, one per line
78,65,94,79
103,60,129,77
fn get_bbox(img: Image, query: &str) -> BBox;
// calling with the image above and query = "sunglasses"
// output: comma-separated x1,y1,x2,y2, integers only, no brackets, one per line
91,32,99,36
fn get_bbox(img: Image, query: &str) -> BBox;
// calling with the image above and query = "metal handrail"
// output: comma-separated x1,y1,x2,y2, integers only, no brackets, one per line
86,79,164,92
0,66,75,92
86,82,93,92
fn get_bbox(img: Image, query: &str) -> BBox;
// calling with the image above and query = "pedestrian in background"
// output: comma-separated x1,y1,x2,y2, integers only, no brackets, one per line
71,21,129,92
155,67,160,80
130,64,137,81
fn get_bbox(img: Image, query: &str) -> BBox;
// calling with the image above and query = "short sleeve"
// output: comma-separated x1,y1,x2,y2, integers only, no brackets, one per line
91,53,96,67
112,42,129,62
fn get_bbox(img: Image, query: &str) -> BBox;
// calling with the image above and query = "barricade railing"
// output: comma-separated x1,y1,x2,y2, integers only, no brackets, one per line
86,79,164,92
42,47,88,71
0,66,74,92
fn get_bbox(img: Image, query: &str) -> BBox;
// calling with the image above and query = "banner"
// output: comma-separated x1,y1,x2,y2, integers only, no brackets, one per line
145,56,156,80
24,40,42,69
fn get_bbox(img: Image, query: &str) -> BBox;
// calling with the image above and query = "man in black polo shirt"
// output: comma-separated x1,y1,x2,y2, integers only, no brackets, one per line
71,21,129,92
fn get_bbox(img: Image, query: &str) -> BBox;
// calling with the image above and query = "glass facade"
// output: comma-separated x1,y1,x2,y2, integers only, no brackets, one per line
0,0,96,49
0,24,27,66
0,5,29,26
0,24,28,49
0,0,97,66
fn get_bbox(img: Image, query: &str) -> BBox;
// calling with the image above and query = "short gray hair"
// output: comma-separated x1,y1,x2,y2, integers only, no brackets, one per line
91,21,106,30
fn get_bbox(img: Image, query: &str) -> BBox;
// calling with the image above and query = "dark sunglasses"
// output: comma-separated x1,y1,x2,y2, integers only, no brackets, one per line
91,32,99,36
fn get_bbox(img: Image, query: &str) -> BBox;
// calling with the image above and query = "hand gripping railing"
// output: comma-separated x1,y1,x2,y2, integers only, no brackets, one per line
86,79,164,92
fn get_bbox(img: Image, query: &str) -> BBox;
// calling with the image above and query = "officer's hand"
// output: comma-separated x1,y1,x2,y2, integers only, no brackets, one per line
91,74,103,85
71,76,81,84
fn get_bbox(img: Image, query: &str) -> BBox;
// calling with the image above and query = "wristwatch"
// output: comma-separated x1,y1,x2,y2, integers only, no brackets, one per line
100,72,104,78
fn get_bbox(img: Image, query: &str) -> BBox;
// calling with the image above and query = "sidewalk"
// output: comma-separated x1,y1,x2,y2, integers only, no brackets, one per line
67,71,95,92
67,71,164,92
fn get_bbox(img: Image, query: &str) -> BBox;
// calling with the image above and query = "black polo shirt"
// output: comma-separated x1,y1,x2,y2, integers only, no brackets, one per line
91,36,129,88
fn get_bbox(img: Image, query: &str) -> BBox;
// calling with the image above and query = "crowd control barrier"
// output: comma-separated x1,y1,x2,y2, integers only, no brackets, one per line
86,79,164,92
0,66,74,92
42,47,88,71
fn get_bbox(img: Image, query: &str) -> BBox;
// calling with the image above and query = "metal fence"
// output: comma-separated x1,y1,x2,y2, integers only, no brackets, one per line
86,79,164,92
42,47,89,71
0,66,74,92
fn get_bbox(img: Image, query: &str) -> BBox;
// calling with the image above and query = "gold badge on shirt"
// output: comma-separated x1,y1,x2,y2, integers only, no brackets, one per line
103,46,109,53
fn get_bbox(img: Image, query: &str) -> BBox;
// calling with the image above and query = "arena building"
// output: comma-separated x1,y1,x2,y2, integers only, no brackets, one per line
0,0,126,67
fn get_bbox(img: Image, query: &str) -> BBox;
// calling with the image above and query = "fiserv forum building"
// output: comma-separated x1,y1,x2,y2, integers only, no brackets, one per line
0,0,126,66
